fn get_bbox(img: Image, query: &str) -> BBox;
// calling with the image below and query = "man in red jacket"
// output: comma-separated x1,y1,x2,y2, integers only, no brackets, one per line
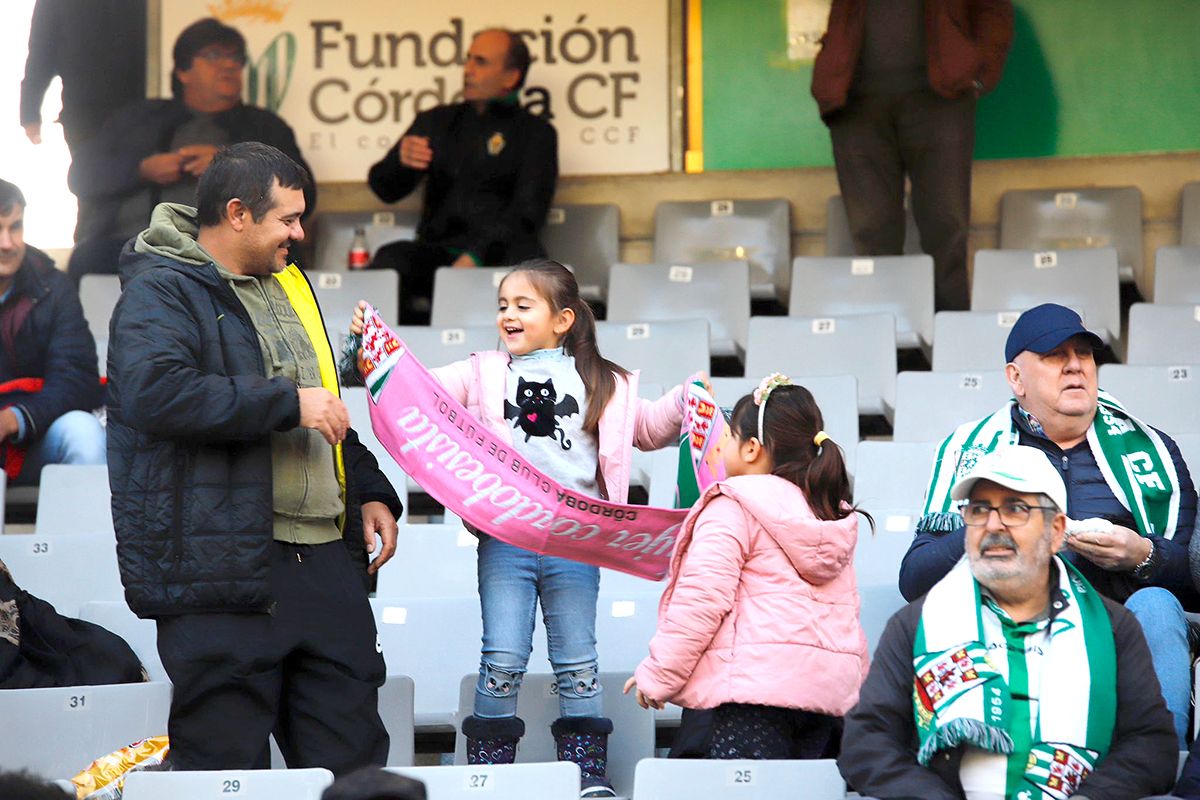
811,1,1013,311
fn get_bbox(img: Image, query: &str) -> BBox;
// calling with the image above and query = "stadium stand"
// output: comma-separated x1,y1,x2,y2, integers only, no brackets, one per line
825,193,920,259
1152,247,1200,304
0,532,124,616
1126,303,1200,364
311,269,399,329
313,210,419,271
541,203,620,304
34,464,112,535
854,507,921,654
891,370,1012,442
1098,364,1200,434
633,756,845,799
931,310,1021,372
430,266,513,328
124,768,334,800
595,319,710,389
389,763,581,799
78,274,122,341
77,600,167,682
852,440,939,510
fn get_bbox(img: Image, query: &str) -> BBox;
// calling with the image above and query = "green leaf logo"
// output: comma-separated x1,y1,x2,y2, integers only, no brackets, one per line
247,32,296,112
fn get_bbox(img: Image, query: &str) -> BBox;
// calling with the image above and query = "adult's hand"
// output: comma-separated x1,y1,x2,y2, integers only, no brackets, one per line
0,408,20,441
1066,524,1152,571
362,500,398,574
399,135,433,170
138,152,186,185
23,123,42,144
451,253,477,268
177,144,220,177
298,387,350,444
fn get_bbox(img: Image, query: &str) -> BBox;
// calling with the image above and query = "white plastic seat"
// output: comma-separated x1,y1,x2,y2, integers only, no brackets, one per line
1175,434,1200,477
1152,247,1200,304
310,270,399,329
0,532,124,616
0,682,171,780
388,763,581,799
931,310,1022,371
342,386,412,515
313,209,418,271
892,370,1012,443
855,508,921,654
789,255,934,350
595,319,710,388
390,324,498,367
745,314,896,416
541,203,619,303
1098,364,1200,434
374,524,480,599
606,262,750,359
124,768,333,800
35,464,112,535
852,440,939,510
999,186,1144,292
453,672,654,799
632,757,845,799
971,248,1121,345
78,600,166,682
1126,303,1200,364
79,274,123,340
431,266,513,327
825,193,920,258
653,198,791,303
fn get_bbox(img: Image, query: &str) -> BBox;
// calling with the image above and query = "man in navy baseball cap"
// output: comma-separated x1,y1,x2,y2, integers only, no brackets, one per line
1003,303,1105,364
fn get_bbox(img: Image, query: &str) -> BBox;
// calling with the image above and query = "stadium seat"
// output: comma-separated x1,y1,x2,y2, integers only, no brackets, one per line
1126,303,1200,364
453,672,654,799
0,532,124,616
388,763,580,799
78,600,166,682
744,314,896,417
1098,364,1200,434
541,203,620,303
595,319,710,388
607,262,751,360
931,310,1021,372
1176,434,1200,476
653,198,791,303
79,274,122,341
970,248,1121,345
431,266,513,327
855,508,919,654
998,186,1144,292
892,370,1012,443
709,375,860,475
632,757,845,799
394,324,498,367
379,675,417,767
311,270,399,329
371,596,483,728
374,524,480,599
852,440,939,510
124,768,334,800
824,193,920,258
343,386,412,515
312,209,419,271
0,682,171,780
1152,247,1200,304
95,337,107,378
789,255,934,351
1181,182,1200,248
35,464,112,535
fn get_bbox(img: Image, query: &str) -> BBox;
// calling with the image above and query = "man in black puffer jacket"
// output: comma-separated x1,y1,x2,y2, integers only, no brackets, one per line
107,143,401,774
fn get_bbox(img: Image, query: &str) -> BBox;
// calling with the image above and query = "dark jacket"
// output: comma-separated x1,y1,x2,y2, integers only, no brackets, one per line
811,0,1014,118
368,100,557,265
0,245,102,442
107,239,401,619
900,406,1199,608
840,587,1178,800
68,99,316,243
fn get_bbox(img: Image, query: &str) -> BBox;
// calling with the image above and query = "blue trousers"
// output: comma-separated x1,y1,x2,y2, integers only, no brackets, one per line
15,410,106,485
1125,587,1190,748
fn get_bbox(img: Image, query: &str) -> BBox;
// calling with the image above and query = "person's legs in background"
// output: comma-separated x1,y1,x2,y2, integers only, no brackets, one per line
1125,586,1191,748
14,410,105,486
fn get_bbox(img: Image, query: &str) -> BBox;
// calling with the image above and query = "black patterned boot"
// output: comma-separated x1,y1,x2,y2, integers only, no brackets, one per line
551,716,617,798
462,715,525,766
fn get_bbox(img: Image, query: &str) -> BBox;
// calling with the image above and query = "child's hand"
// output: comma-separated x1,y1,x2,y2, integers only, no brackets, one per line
696,371,713,396
622,676,663,710
350,300,368,336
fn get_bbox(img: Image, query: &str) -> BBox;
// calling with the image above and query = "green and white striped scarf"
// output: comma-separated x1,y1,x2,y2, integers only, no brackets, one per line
913,556,1116,799
918,392,1181,539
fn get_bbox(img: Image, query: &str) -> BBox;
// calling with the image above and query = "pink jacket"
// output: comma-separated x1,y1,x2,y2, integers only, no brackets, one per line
431,351,685,503
634,475,869,715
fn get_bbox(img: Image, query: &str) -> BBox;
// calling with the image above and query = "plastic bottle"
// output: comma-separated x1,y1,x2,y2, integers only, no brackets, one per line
348,226,369,269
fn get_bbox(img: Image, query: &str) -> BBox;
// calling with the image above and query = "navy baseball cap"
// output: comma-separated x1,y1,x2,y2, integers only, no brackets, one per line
1004,303,1104,363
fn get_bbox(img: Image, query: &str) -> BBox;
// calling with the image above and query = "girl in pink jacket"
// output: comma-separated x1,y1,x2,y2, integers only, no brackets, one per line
625,375,871,759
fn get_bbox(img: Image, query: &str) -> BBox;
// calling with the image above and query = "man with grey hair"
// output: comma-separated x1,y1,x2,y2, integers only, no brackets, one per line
841,446,1177,800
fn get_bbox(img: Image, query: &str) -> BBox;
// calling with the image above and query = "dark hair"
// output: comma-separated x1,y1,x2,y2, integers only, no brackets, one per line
172,17,247,98
0,179,26,216
728,384,872,529
195,142,311,227
0,770,75,800
500,259,628,434
321,767,426,800
478,28,532,91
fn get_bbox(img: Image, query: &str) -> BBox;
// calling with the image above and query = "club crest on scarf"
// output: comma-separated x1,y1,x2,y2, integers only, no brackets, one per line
357,304,405,401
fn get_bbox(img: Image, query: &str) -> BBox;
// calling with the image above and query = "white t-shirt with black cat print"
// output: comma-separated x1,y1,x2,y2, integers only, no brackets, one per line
505,348,600,500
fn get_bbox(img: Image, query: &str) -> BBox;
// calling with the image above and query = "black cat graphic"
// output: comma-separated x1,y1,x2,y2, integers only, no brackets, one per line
504,377,579,450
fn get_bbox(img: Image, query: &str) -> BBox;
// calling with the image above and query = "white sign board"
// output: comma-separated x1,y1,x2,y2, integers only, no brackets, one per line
162,0,671,180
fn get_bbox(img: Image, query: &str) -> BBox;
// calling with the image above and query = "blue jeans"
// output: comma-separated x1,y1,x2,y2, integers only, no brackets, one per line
473,534,602,719
15,410,106,485
1125,587,1190,748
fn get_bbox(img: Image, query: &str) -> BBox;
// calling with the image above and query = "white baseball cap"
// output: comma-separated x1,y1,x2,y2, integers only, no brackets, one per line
950,445,1067,512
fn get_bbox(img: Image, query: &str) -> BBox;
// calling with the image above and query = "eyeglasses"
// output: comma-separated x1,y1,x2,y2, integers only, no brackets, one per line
195,48,247,66
962,501,1057,527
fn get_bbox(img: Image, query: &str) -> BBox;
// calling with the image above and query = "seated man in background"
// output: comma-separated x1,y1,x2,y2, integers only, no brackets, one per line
841,446,1178,799
66,17,314,283
0,179,104,484
366,27,557,324
899,303,1197,747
